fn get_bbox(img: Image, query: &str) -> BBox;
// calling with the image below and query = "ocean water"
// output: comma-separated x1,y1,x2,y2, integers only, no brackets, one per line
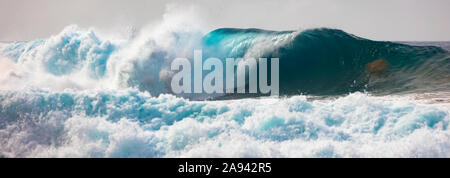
0,25,449,157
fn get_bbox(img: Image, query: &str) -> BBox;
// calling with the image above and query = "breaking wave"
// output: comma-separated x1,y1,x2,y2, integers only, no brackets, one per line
1,24,450,157
2,26,449,97
203,28,450,96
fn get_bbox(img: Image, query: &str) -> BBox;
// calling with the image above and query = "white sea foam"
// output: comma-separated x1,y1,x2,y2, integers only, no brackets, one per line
0,12,206,95
0,90,449,157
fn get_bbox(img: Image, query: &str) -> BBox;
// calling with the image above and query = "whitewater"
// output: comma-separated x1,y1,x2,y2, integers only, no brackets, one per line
1,23,450,157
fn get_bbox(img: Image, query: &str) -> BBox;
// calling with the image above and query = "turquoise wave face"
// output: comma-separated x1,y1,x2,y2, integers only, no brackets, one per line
1,26,449,98
202,28,450,96
0,90,449,157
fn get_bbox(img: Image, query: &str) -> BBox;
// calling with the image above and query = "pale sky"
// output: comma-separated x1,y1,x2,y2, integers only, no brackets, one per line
1,0,449,41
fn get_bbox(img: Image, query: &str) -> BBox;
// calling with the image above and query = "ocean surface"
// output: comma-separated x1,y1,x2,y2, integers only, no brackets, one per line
0,25,449,157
